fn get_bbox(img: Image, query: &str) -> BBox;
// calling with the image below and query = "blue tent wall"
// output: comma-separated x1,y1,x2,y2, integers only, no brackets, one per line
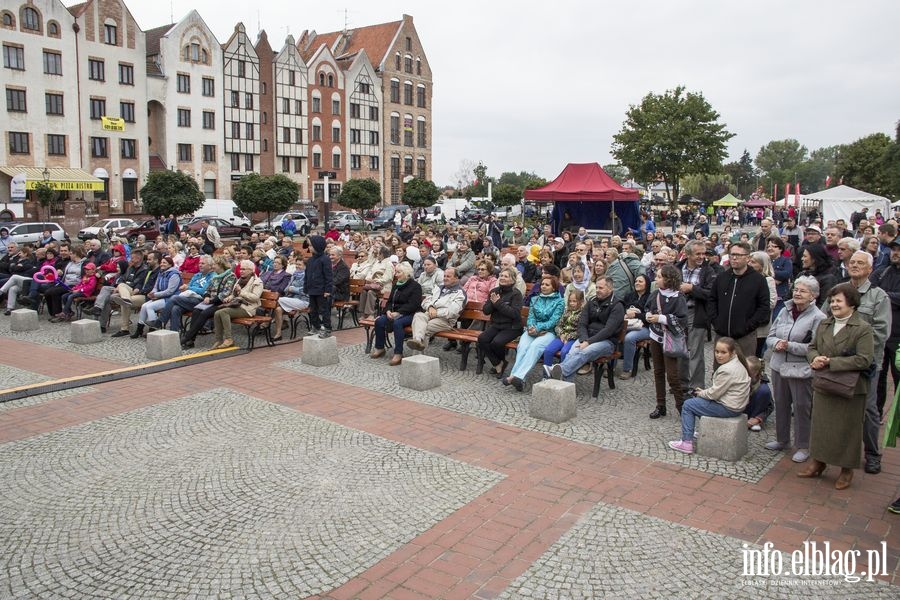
552,201,640,235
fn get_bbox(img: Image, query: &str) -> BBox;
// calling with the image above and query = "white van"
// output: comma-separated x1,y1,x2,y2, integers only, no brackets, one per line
196,199,249,226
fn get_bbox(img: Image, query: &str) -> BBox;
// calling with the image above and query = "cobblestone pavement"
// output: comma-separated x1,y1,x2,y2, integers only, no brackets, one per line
0,364,92,413
500,502,897,599
0,389,502,598
279,343,782,483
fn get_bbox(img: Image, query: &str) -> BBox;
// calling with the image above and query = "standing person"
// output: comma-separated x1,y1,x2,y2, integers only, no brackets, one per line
281,215,297,237
303,235,334,338
677,240,717,389
767,236,793,320
873,239,900,424
751,219,775,252
503,275,564,391
477,267,525,377
708,242,771,359
765,277,826,462
198,219,221,255
800,283,874,490
798,244,838,308
646,265,688,419
874,223,896,271
835,237,859,282
748,251,778,358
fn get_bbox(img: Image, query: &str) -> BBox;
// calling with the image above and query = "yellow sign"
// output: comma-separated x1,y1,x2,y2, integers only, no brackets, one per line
102,116,125,132
25,179,105,191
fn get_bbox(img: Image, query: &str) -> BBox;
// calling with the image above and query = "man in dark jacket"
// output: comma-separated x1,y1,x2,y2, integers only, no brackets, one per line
110,250,160,336
677,240,717,389
329,246,351,302
94,249,147,329
303,235,334,338
873,239,900,422
551,276,624,381
708,241,771,359
370,262,423,365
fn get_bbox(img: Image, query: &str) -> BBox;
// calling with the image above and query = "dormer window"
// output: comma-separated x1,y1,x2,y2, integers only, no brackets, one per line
2,12,15,29
47,20,59,37
318,72,325,86
22,7,39,31
104,22,117,45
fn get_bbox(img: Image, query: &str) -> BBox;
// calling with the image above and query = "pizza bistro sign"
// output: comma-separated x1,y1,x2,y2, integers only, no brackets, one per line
9,172,104,199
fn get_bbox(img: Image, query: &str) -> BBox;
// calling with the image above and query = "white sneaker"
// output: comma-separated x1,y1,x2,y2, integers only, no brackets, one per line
542,365,552,379
765,441,786,451
549,364,563,380
792,449,809,463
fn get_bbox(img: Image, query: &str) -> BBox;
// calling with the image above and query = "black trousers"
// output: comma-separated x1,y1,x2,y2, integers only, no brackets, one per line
877,340,900,416
43,284,69,315
477,325,519,367
308,294,332,331
182,304,217,343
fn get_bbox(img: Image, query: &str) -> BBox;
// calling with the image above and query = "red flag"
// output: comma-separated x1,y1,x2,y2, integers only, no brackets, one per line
825,175,832,188
794,182,801,208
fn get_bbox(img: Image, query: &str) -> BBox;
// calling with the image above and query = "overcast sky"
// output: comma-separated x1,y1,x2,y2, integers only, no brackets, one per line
120,0,899,186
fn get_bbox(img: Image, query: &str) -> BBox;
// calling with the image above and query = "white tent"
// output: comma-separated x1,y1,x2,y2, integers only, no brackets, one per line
803,185,891,225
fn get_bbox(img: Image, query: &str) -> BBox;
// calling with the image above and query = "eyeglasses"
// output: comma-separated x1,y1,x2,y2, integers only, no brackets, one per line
729,253,749,258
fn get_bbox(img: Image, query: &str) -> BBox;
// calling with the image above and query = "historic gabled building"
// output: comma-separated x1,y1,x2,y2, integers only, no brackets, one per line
221,22,260,197
301,42,345,205
340,50,384,197
270,34,309,191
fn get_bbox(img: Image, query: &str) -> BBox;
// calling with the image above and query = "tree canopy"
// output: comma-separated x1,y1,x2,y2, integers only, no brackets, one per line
139,170,205,217
754,139,808,190
491,183,522,207
402,178,441,208
602,164,630,184
834,133,894,197
232,173,298,216
611,85,734,207
338,178,381,210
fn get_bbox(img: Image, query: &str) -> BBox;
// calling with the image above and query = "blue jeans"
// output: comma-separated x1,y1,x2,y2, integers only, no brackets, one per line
510,332,555,380
622,327,651,372
543,338,575,366
374,313,415,355
680,396,742,441
559,339,615,381
168,295,202,331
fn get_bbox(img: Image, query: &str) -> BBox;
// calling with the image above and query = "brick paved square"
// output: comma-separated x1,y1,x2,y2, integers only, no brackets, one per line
0,389,502,598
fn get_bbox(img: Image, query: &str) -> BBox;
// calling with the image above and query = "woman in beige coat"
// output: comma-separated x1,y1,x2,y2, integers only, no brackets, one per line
800,283,874,490
213,260,264,349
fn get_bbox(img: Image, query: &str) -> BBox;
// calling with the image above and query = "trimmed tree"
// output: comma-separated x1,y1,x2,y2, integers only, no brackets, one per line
33,180,56,223
402,177,441,208
140,170,205,218
492,183,522,207
233,173,299,233
338,178,381,211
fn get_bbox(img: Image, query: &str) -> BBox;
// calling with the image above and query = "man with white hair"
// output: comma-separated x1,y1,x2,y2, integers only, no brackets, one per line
835,237,860,282
841,250,890,475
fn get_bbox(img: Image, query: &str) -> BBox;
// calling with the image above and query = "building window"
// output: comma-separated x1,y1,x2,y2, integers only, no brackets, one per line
294,157,302,172
332,126,340,143
350,129,361,144
406,36,412,51
295,100,302,115
359,82,370,94
177,144,192,161
394,53,400,70
118,63,134,85
203,144,215,162
390,115,400,144
295,128,302,144
370,156,380,171
231,91,239,107
327,74,333,87
2,12,14,28
282,127,290,143
370,106,379,121
104,23,117,45
90,137,108,158
202,111,215,129
45,93,63,115
282,156,290,172
318,72,325,86
47,134,66,155
245,123,254,140
417,120,426,147
404,157,413,175
43,51,62,75
22,7,40,31
9,132,29,154
350,103,360,118
350,154,361,170
121,138,136,159
289,70,296,86
120,101,135,122
404,122,413,147
332,99,340,115
312,125,321,141
417,85,426,108
89,58,105,81
312,97,321,113
312,152,321,168
237,60,246,77
231,122,240,139
177,73,190,93
261,82,266,94
369,131,379,145
390,80,399,103
404,56,413,73
245,93,253,109
261,111,267,124
89,98,106,120
6,88,25,112
404,82,413,105
416,58,422,75
332,152,341,169
230,154,240,171
282,97,290,114
202,77,214,97
177,108,191,127
3,45,24,70
244,154,253,171
417,158,426,179
48,21,59,37
391,157,400,179
204,179,216,198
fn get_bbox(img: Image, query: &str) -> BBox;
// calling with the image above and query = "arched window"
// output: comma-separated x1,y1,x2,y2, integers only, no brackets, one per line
318,72,325,86
22,6,40,31
327,74,333,87
416,57,422,75
3,12,16,28
201,49,208,64
47,20,59,37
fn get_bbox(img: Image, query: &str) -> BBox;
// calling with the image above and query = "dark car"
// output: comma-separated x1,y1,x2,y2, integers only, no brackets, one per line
120,219,162,242
460,208,489,224
187,217,251,240
301,207,319,227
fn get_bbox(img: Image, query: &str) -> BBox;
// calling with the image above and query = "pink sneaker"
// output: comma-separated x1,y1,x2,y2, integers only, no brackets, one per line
668,440,694,454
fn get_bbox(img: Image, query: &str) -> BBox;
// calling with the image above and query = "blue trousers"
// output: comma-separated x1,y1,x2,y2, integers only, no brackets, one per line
510,332,555,380
559,339,615,381
167,295,202,331
543,338,575,366
622,327,651,372
680,396,742,441
375,313,415,355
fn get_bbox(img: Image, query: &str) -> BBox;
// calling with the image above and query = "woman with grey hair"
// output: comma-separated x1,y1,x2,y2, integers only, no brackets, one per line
764,276,826,462
748,251,778,358
212,259,263,349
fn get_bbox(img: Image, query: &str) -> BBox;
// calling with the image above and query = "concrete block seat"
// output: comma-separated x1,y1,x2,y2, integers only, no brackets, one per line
530,380,577,424
695,416,748,462
399,355,441,391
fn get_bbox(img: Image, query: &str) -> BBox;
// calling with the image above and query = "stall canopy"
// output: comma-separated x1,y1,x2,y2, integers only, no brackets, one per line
712,193,743,207
802,185,891,224
743,197,774,207
524,163,640,234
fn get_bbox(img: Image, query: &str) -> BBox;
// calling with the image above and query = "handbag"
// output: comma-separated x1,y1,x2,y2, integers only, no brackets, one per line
811,369,860,400
657,294,687,358
626,318,644,332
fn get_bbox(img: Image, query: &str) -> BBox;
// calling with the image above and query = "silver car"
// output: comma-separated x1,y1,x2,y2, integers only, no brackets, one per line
7,222,69,245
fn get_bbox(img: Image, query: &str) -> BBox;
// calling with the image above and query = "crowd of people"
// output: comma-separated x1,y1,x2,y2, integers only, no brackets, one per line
1,206,899,501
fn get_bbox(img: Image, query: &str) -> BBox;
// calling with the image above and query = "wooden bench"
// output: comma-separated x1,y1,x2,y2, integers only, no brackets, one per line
631,338,653,377
333,278,364,329
231,290,278,350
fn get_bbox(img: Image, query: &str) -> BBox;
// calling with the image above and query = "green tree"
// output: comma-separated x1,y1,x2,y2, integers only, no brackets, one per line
755,139,808,189
524,176,547,190
338,178,381,210
723,149,756,197
33,180,56,223
466,161,491,198
602,163,630,184
796,145,839,193
492,183,522,207
402,178,441,208
139,170,205,218
882,123,900,198
611,85,734,207
681,173,733,203
835,133,893,196
233,173,299,230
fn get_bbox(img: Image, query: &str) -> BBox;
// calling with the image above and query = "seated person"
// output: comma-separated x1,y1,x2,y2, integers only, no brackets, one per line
542,289,585,377
57,262,99,321
180,243,203,275
619,274,652,380
0,246,44,314
477,267,525,377
668,337,752,454
503,275,564,391
271,257,310,341
370,262,423,366
549,276,624,381
360,246,395,319
407,267,465,351
744,356,773,431
94,250,146,331
180,256,237,349
134,255,181,336
164,255,215,332
261,255,291,294
330,246,351,302
212,259,264,350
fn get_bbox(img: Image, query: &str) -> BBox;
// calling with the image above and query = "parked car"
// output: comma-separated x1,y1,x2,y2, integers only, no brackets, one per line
78,218,138,241
371,204,410,229
327,212,369,231
301,207,320,228
459,208,489,224
195,199,250,226
186,217,251,240
251,212,311,236
7,222,69,245
119,219,162,242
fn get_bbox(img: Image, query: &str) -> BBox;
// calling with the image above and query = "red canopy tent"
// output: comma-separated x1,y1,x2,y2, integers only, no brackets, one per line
525,163,640,234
